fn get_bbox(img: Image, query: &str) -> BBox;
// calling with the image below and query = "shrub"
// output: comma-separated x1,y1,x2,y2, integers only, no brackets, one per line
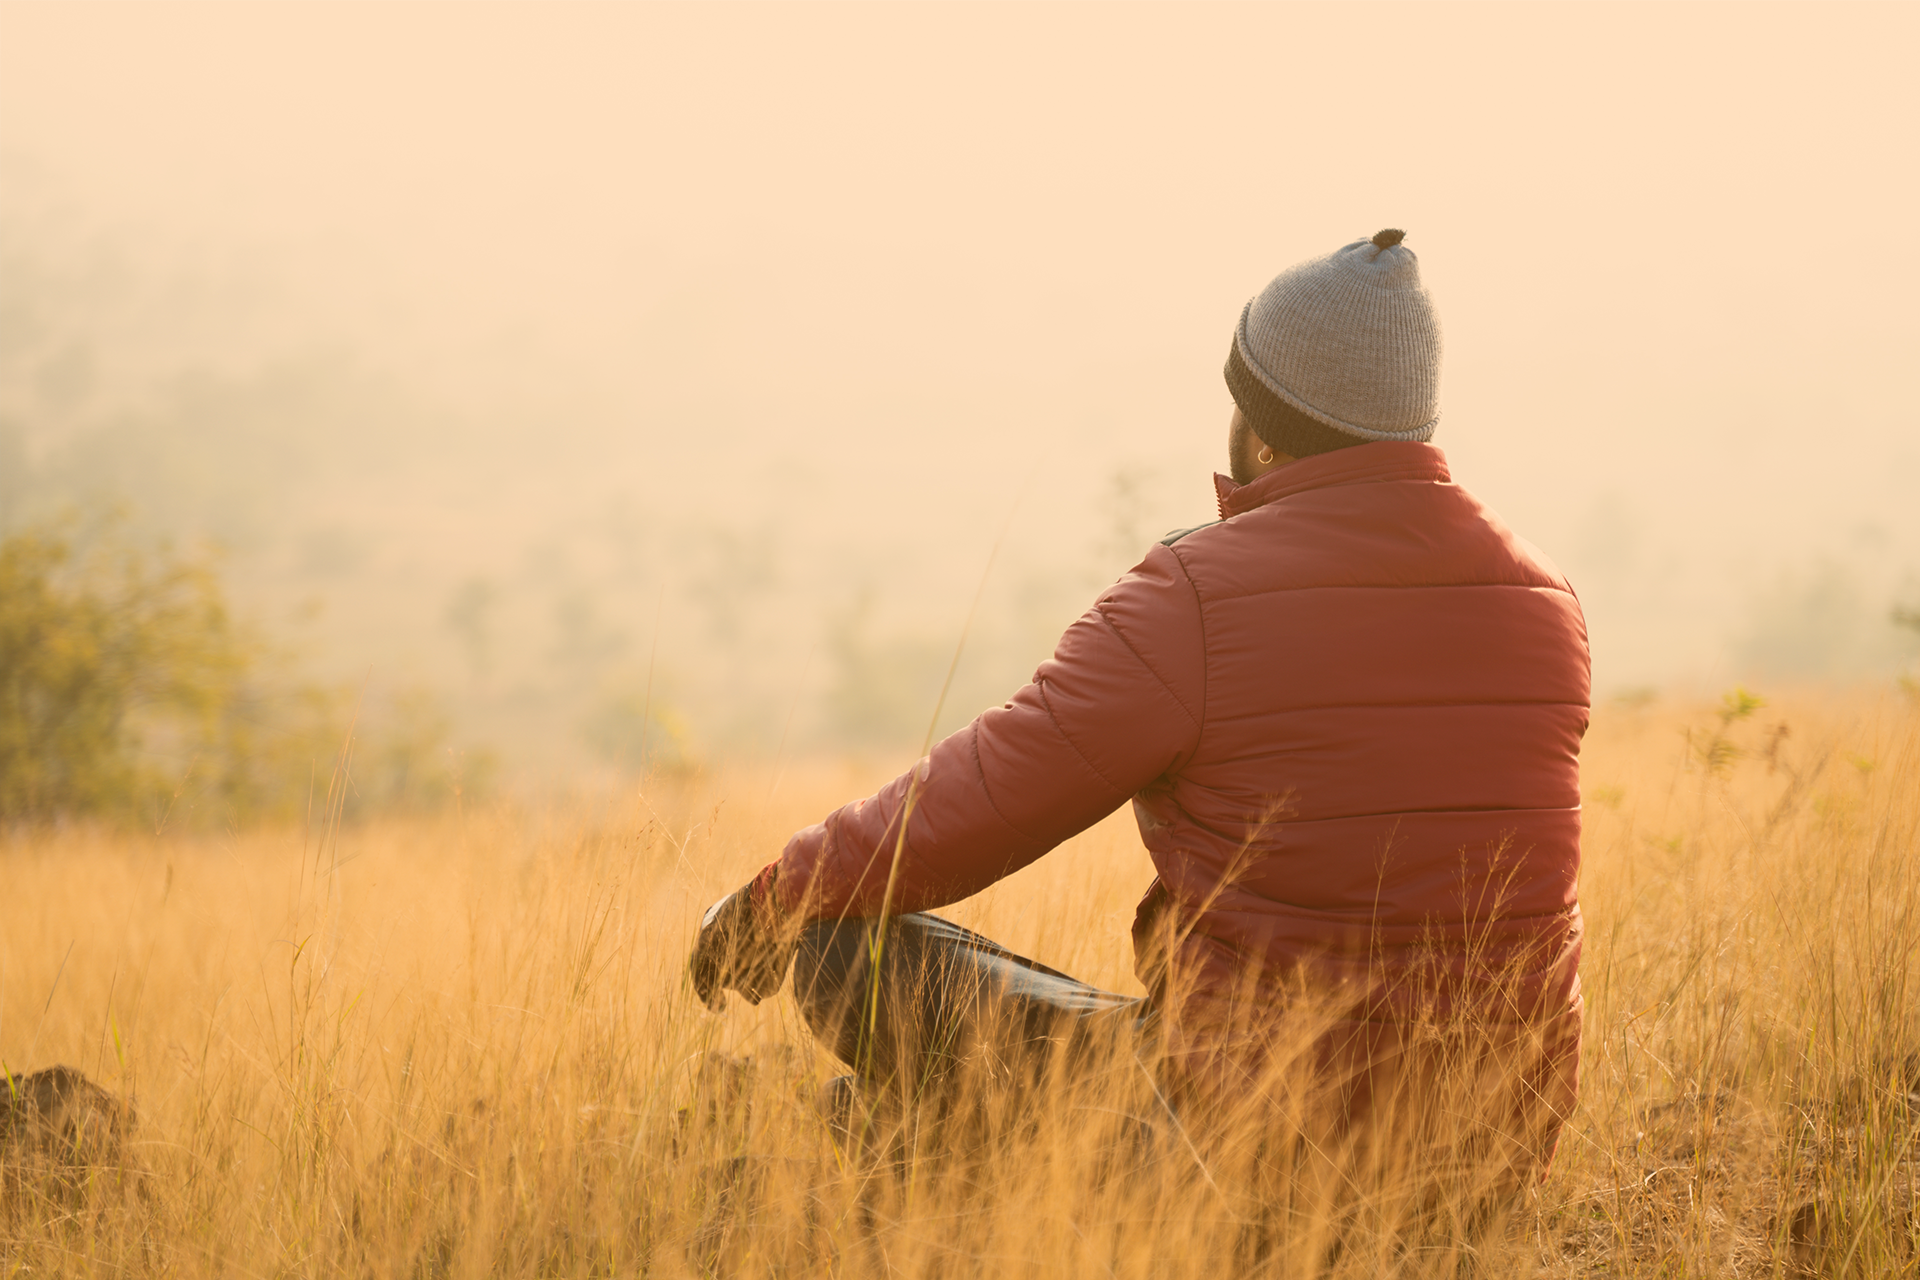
0,522,488,827
0,524,251,824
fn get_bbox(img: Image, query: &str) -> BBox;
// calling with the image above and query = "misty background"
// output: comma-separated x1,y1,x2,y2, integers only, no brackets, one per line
3,2,1917,792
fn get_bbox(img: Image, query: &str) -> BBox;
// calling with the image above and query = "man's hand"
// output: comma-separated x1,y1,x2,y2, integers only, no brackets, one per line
688,866,794,1011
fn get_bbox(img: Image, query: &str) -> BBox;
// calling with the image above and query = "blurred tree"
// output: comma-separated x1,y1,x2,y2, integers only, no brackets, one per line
1094,463,1157,573
823,589,947,747
581,688,691,775
444,577,497,687
0,418,28,524
686,525,777,643
352,684,498,811
548,589,629,688
0,521,494,826
1734,559,1911,680
0,523,247,822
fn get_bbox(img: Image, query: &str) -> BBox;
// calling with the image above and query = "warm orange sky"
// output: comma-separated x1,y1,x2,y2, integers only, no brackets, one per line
3,2,1917,755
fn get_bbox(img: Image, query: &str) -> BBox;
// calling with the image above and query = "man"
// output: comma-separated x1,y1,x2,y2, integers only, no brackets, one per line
690,229,1589,1176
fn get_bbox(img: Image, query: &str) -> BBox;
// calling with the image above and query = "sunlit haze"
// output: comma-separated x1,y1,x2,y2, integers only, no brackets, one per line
4,1,1916,788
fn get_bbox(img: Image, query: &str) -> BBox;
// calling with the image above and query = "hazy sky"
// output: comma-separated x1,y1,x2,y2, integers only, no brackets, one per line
3,2,1917,772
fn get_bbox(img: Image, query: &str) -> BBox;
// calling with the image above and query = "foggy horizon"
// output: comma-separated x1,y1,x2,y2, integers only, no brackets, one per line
4,1,1916,791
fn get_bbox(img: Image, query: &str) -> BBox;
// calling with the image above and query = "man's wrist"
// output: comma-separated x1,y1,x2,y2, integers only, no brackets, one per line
746,861,783,922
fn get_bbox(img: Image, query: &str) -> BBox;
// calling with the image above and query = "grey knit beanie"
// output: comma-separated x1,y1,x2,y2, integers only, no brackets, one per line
1224,228,1441,458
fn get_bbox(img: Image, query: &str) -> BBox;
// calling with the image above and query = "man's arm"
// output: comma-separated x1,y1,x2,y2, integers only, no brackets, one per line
771,542,1207,920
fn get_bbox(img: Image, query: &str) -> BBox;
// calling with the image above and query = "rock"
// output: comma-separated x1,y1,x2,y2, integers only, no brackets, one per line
0,1065,133,1167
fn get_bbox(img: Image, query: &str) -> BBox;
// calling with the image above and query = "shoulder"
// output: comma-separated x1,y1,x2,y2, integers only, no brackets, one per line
1158,521,1218,548
1438,483,1581,596
1093,539,1205,632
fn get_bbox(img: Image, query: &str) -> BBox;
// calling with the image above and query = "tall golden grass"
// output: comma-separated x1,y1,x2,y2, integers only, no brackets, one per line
2,691,1915,1277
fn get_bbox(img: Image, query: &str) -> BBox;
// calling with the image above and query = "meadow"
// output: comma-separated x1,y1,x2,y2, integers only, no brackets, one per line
2,689,1915,1277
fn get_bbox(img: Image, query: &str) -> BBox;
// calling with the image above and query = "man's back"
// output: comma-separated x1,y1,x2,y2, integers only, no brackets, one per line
1109,444,1589,1153
1136,441,1587,1030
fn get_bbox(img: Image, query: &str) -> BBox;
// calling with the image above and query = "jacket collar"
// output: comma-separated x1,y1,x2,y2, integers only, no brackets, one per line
1213,441,1451,519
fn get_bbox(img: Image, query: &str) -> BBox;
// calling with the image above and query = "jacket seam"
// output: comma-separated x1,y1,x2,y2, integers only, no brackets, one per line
963,720,1057,850
1225,802,1582,822
1148,804,1576,847
1198,581,1581,603
1161,543,1209,767
1184,904,1580,928
1033,676,1133,800
1095,588,1203,736
1203,698,1589,716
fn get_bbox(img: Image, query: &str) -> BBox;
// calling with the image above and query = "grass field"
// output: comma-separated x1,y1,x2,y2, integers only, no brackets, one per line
2,690,1916,1277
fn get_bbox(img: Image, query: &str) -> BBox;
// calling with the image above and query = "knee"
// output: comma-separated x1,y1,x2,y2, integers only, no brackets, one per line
790,918,868,1033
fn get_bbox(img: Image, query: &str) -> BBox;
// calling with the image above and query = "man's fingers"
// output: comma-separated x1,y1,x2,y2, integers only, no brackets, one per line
689,913,729,1010
689,881,793,1011
690,953,716,1008
691,947,729,1011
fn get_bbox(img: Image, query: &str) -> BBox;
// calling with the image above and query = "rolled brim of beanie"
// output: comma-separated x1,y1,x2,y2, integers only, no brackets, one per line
1225,341,1375,459
1226,302,1441,453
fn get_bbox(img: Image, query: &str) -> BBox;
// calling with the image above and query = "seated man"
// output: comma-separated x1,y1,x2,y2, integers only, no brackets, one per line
689,229,1589,1179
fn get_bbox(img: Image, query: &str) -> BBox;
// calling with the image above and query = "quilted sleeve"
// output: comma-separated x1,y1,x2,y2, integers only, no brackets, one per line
772,543,1207,920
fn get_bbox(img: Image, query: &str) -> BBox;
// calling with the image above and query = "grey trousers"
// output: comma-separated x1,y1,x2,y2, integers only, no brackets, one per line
792,913,1146,1092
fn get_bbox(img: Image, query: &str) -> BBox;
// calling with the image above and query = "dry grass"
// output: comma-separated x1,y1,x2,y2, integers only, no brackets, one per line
1,692,1916,1277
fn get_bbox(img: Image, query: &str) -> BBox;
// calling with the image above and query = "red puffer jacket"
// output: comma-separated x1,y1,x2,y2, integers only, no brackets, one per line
773,442,1589,1150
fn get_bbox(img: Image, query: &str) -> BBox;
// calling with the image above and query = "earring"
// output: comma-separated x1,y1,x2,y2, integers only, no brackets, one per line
1257,446,1275,465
